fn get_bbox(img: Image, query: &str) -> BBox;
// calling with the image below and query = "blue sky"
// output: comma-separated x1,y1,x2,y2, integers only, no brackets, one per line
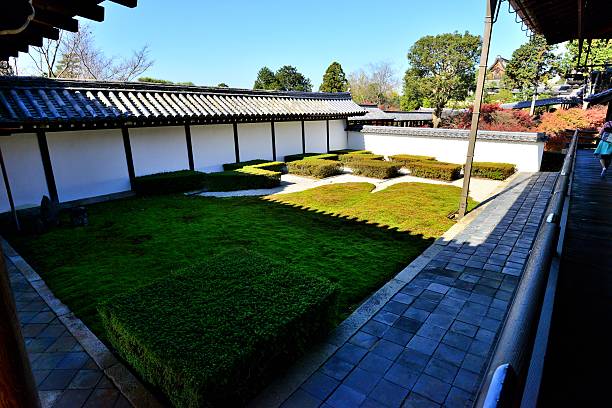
34,0,531,89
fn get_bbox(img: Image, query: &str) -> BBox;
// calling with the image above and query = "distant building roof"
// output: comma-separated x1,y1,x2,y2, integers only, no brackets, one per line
349,106,396,121
0,77,366,131
501,96,581,110
585,88,612,105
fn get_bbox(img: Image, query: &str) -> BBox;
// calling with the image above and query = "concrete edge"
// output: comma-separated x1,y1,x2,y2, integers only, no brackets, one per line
248,187,494,408
0,237,162,408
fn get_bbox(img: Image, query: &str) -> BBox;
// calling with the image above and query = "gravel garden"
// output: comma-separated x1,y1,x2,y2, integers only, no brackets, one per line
2,150,516,407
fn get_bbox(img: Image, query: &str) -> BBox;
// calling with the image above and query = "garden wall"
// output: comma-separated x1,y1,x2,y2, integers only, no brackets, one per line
0,119,348,213
348,125,545,172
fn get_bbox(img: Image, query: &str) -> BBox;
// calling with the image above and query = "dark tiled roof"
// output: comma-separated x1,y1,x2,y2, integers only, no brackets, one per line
585,88,612,105
501,97,581,110
0,77,366,129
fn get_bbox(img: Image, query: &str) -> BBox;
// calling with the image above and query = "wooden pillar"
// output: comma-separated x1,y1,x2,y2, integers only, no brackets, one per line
36,131,58,203
233,123,240,163
271,121,277,161
326,120,330,153
606,102,612,122
301,120,306,154
0,247,40,408
0,145,19,231
184,125,195,171
121,127,136,188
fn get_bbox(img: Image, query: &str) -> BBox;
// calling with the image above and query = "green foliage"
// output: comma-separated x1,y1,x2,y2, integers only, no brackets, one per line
505,35,559,100
389,154,436,166
348,161,401,179
222,160,285,172
275,65,312,92
319,62,349,93
484,88,516,104
99,249,338,407
469,162,516,180
254,66,312,92
206,167,281,191
287,159,343,178
338,153,384,163
329,149,371,155
305,154,339,161
403,32,481,126
253,67,279,90
562,40,612,70
404,161,462,181
217,83,229,88
133,170,207,195
284,153,323,162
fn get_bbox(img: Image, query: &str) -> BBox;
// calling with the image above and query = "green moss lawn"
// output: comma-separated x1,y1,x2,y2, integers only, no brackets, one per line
5,182,475,338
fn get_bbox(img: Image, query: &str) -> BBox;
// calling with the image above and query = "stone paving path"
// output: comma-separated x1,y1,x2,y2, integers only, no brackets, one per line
6,256,132,408
279,172,556,408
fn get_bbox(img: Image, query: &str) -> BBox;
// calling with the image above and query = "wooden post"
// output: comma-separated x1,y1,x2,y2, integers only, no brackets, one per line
233,123,240,163
0,247,40,408
606,102,612,122
301,121,306,154
326,120,330,153
184,125,195,171
36,131,58,203
121,127,136,188
271,121,276,161
0,146,19,231
458,0,497,218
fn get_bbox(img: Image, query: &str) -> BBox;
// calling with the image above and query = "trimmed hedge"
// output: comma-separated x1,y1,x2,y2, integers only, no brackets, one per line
305,153,339,161
389,154,436,166
99,249,338,408
284,153,323,162
338,153,384,164
329,149,371,155
348,160,402,179
248,161,286,172
223,160,269,171
133,170,207,195
206,167,281,191
406,161,462,181
469,162,516,180
287,159,343,178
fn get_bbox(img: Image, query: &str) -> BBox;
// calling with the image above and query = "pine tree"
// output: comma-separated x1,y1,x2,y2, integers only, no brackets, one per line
253,67,279,90
319,62,349,92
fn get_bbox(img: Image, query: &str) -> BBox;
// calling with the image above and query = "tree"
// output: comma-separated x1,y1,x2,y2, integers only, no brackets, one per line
319,62,348,92
402,32,481,127
253,65,312,91
348,62,399,108
253,67,279,90
275,65,312,91
504,35,559,112
138,77,174,84
28,25,153,81
217,83,229,88
562,39,612,69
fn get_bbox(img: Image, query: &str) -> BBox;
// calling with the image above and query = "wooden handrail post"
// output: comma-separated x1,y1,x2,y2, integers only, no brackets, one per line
0,247,40,408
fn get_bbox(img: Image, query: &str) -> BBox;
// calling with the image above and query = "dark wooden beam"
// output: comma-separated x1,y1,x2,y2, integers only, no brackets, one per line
233,123,240,162
121,127,135,188
301,120,306,154
185,125,194,171
36,131,58,203
110,0,138,8
32,7,79,32
0,146,19,230
0,249,39,408
271,121,276,161
326,120,330,153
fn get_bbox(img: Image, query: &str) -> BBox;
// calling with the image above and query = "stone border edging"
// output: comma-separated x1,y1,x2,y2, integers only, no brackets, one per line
249,172,523,407
0,237,163,408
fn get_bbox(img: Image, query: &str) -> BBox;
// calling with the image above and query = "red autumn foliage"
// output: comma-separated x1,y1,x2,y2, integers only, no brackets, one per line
444,104,536,132
538,105,607,151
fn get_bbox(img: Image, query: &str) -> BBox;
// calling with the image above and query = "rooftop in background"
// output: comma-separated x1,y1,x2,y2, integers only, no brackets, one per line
585,88,612,105
501,96,582,110
0,77,365,132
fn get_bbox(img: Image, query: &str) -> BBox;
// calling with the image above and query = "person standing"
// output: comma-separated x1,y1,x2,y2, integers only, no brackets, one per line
595,121,612,179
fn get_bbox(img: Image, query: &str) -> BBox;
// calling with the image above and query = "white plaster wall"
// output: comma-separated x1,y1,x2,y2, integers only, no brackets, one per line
0,133,49,212
305,121,327,153
237,123,273,162
275,122,303,161
129,126,189,176
329,120,348,151
191,124,236,172
348,131,544,172
47,129,130,202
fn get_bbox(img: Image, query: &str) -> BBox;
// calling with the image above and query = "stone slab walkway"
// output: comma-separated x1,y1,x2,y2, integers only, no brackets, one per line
199,173,502,203
255,172,556,408
5,256,131,408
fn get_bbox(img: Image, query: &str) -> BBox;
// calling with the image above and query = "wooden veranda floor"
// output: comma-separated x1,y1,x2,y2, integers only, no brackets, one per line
539,149,612,406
